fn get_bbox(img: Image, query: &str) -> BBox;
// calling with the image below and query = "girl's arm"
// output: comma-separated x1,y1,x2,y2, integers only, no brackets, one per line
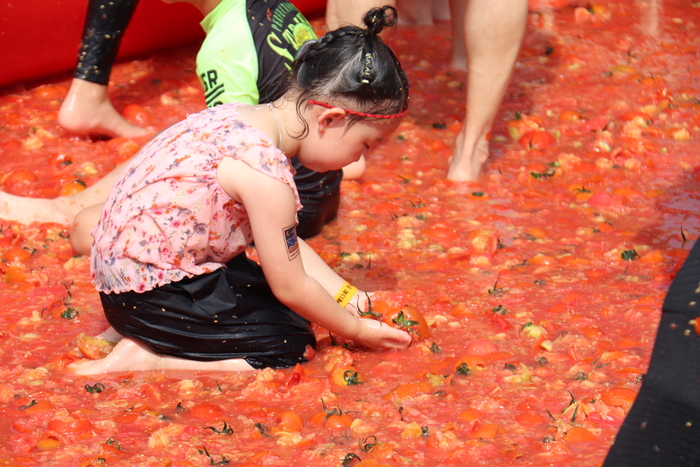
218,158,411,350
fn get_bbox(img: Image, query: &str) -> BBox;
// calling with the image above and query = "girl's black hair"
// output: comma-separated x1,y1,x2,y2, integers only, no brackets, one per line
287,5,409,136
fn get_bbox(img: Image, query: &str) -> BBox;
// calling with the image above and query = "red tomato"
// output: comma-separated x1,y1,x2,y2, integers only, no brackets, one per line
189,402,224,420
465,339,498,355
3,169,38,195
382,305,431,342
518,131,556,150
47,153,73,168
122,104,152,125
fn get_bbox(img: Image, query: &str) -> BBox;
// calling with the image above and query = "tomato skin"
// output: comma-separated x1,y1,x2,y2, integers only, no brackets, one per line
564,426,598,442
46,419,93,435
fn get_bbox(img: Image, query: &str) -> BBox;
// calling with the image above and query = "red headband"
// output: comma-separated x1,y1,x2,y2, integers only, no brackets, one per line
308,99,407,119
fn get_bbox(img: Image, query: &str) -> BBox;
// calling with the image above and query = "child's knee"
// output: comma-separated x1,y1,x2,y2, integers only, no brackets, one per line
70,207,100,255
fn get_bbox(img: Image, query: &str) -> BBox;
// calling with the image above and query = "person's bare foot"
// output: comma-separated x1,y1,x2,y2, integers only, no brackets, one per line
0,191,72,225
69,338,161,374
58,79,149,139
342,155,367,180
68,337,256,374
447,131,490,181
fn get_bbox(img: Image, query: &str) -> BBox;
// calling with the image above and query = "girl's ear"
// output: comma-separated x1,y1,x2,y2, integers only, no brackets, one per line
317,108,347,130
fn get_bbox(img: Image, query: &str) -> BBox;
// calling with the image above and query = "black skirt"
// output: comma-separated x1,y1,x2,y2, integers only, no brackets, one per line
602,239,700,466
99,254,316,369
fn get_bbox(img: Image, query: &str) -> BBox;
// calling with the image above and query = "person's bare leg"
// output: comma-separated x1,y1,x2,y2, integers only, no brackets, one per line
0,161,125,228
326,0,396,30
447,0,527,181
432,0,451,21
68,337,256,374
58,79,149,138
396,0,434,25
448,0,467,71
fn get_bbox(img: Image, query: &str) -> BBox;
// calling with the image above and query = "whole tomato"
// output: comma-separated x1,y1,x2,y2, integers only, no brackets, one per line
382,305,431,342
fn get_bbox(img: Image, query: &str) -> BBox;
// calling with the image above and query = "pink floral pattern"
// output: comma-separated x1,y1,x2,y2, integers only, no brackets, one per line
91,103,301,294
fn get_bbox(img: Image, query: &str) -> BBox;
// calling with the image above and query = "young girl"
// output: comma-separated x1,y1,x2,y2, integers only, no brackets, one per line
71,6,412,375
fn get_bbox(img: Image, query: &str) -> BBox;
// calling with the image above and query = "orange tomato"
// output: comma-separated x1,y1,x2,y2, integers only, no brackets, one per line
329,364,365,386
309,410,354,429
273,410,304,433
458,408,483,421
3,246,32,263
600,387,637,409
59,180,87,196
21,400,55,414
76,333,116,360
564,426,597,442
469,422,505,439
36,437,61,451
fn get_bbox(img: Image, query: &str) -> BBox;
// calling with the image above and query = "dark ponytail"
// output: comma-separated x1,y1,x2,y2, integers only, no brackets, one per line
288,5,409,136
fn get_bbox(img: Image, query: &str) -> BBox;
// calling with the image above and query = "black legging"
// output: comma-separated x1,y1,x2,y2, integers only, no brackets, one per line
602,239,700,466
74,0,140,85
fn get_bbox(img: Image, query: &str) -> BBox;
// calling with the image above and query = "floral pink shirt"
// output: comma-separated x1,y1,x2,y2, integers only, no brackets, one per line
91,103,301,294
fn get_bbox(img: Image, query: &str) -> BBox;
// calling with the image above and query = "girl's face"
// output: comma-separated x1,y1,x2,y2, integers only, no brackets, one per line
297,116,401,173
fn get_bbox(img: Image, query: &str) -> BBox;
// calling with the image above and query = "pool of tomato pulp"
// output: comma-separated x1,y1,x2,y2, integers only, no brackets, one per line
0,1,699,466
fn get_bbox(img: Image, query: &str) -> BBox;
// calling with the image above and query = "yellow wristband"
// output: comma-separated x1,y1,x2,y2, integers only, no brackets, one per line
334,282,358,307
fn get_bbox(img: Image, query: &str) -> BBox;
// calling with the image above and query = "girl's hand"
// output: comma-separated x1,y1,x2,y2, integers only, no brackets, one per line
344,290,374,318
354,317,412,350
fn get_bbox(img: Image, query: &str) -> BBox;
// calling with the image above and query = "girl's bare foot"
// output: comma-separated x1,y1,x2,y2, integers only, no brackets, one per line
0,191,72,225
58,79,149,139
447,130,490,181
68,337,256,375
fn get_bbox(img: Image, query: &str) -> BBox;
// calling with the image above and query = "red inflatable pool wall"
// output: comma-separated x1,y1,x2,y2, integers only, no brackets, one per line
0,0,325,89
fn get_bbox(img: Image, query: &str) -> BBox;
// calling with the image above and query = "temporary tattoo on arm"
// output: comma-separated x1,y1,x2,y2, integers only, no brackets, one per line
284,224,300,261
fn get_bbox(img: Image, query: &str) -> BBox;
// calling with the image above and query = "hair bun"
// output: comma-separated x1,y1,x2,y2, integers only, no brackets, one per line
362,5,398,36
